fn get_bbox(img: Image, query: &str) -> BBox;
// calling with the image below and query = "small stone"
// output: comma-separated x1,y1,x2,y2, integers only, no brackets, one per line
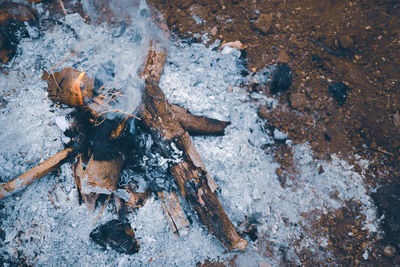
328,82,349,106
253,14,273,34
270,64,292,94
277,50,289,63
289,92,308,111
318,165,324,174
337,35,354,49
383,245,396,258
210,26,218,36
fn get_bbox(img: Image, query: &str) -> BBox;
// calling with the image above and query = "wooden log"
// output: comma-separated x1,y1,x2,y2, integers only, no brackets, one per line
73,153,123,211
138,46,247,251
0,147,74,199
171,104,230,136
158,191,189,236
42,68,95,107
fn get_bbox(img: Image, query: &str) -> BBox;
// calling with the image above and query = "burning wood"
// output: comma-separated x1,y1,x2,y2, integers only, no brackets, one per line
0,2,39,64
1,3,246,252
42,68,94,107
73,153,123,211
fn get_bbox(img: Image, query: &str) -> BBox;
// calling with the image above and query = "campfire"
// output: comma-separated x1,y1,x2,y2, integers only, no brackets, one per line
0,0,383,265
0,0,246,254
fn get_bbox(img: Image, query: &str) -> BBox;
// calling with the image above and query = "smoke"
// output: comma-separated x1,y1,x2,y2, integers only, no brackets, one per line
81,0,167,122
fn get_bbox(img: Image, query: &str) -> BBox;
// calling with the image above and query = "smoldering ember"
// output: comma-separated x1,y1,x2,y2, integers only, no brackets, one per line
0,0,399,266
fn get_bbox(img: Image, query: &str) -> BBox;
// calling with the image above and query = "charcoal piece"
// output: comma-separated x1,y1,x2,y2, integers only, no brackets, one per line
91,119,120,161
328,81,349,106
373,184,400,242
90,220,140,254
240,214,260,242
270,64,292,94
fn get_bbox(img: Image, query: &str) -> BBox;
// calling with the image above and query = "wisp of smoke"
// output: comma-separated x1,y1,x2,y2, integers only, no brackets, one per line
81,0,167,122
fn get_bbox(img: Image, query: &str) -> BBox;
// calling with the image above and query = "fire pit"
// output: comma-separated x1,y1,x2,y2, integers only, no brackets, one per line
0,0,381,265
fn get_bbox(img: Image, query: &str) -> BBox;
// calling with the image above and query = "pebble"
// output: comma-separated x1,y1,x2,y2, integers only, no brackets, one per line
290,92,308,111
253,14,273,34
383,245,396,258
328,82,349,106
277,49,289,63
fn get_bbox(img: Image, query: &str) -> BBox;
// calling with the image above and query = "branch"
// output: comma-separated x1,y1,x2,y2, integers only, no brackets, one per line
0,147,74,199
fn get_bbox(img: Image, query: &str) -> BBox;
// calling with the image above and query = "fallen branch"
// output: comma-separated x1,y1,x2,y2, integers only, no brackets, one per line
171,104,230,136
0,147,74,199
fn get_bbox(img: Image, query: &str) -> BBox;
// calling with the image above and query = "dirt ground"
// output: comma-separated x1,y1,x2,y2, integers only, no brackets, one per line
144,0,400,265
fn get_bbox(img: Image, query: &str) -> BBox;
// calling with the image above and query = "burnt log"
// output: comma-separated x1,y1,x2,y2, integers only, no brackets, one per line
0,2,39,64
171,104,230,136
138,45,247,251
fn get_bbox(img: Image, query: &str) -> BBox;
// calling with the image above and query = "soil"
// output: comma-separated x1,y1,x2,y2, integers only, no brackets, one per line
145,0,400,265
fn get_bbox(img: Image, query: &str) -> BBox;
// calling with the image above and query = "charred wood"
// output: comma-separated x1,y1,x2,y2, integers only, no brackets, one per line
171,104,230,136
138,46,247,251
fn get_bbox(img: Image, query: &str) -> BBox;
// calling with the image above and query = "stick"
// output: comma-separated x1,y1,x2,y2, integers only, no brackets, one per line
171,104,231,136
0,147,74,199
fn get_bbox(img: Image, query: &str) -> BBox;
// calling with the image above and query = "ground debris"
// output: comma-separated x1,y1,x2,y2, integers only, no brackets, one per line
373,184,400,243
89,219,140,255
270,64,292,94
328,82,349,106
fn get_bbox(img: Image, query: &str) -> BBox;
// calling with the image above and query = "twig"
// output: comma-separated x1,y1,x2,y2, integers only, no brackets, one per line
59,0,68,15
48,193,58,209
2,88,19,98
98,110,141,120
366,1,390,17
372,147,394,157
93,194,112,226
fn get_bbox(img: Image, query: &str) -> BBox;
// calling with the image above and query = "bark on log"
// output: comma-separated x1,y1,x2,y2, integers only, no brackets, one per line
0,147,74,199
73,153,123,211
158,191,189,236
138,46,247,251
171,104,230,136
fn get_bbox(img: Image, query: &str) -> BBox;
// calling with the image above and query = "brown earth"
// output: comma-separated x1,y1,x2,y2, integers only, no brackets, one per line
145,0,400,265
